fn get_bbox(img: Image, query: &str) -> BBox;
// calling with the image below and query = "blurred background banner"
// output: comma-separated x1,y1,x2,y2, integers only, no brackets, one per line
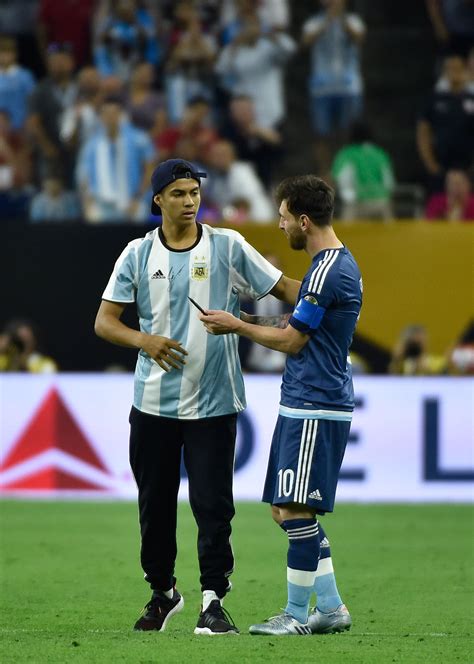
1,374,472,501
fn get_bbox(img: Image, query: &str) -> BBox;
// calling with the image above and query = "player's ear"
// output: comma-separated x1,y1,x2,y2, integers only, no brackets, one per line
299,214,310,231
154,194,161,206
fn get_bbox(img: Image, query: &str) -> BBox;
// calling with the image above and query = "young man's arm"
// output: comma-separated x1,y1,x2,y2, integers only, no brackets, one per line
201,310,309,355
95,300,187,371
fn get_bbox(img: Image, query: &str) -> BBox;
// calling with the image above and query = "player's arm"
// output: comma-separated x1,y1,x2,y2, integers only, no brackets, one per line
202,311,309,354
240,311,291,329
94,300,187,372
270,275,301,305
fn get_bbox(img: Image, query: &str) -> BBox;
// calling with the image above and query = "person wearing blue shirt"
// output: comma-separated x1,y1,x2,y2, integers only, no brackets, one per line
77,96,156,222
202,174,363,636
0,36,35,130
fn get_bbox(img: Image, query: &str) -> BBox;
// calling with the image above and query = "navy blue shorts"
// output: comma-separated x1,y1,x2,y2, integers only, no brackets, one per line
262,415,351,513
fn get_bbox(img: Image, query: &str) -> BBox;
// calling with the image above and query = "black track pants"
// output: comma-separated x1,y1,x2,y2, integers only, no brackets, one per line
129,406,236,597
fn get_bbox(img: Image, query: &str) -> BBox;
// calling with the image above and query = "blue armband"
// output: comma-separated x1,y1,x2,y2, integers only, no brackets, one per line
291,295,326,332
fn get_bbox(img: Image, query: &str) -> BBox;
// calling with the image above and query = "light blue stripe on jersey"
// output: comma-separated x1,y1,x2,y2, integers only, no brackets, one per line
279,405,353,421
159,251,191,418
134,237,154,409
198,233,245,417
111,250,136,301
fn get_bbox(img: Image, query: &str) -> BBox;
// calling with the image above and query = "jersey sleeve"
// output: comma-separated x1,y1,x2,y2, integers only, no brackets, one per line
102,241,139,303
230,233,282,299
289,251,341,334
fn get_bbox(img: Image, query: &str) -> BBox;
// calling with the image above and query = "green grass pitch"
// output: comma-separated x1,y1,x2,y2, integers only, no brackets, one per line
1,501,473,663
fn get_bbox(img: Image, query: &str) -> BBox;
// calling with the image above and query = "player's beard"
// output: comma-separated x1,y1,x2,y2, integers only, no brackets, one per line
288,227,306,251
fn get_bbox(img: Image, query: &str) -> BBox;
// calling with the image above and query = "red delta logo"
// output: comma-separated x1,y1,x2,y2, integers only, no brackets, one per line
0,388,114,493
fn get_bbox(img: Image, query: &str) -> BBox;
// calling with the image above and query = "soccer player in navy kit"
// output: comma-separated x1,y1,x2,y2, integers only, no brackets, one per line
202,175,362,636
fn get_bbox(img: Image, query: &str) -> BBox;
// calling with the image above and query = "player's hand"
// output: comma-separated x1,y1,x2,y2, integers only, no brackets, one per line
141,334,188,372
199,310,241,335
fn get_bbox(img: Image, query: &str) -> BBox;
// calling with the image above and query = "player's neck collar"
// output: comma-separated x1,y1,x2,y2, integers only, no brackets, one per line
158,222,202,253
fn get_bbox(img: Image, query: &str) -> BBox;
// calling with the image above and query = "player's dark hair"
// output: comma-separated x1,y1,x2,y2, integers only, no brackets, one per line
275,175,334,227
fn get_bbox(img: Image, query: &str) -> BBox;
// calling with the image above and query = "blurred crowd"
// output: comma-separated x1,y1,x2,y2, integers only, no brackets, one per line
0,0,472,224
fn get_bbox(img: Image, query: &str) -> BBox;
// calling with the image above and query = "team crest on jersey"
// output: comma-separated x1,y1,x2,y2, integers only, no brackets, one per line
191,256,208,281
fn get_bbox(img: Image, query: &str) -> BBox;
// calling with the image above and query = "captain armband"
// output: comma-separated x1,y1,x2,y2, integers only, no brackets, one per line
291,295,326,331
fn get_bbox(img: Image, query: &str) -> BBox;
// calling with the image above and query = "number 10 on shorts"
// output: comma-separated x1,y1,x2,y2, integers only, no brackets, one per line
277,468,295,497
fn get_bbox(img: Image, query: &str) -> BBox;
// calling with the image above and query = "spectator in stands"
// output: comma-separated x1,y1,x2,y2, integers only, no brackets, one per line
425,169,474,220
27,42,77,187
447,319,474,374
37,0,95,68
0,1,42,76
0,109,32,219
468,46,474,89
94,0,159,81
204,139,274,222
0,319,57,373
216,15,296,130
0,109,32,190
156,96,218,162
417,54,474,191
101,74,126,101
221,95,282,189
60,66,103,149
302,0,366,176
77,96,156,223
0,36,35,131
436,45,474,91
126,62,167,137
219,0,290,44
331,121,395,221
30,173,80,222
389,324,446,376
425,0,474,57
165,0,217,124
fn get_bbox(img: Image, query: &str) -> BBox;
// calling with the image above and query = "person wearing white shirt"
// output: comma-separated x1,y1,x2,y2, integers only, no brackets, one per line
216,17,296,129
204,139,274,223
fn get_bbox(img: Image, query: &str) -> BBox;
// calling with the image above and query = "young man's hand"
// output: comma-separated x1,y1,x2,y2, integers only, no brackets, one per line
141,335,188,371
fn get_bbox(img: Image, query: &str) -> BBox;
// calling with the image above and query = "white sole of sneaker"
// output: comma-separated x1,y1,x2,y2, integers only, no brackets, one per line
160,596,185,632
193,627,239,636
313,623,351,635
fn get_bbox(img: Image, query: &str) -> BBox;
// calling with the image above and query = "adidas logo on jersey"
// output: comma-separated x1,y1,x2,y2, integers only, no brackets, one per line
151,269,166,279
308,489,323,501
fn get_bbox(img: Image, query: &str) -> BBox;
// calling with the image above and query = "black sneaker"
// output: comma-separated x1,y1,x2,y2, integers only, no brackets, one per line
134,588,184,631
194,599,239,635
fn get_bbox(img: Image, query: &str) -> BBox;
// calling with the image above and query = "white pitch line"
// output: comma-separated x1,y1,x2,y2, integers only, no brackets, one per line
0,628,467,638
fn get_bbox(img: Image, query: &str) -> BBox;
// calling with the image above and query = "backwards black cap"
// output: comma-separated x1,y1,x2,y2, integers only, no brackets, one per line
150,159,207,215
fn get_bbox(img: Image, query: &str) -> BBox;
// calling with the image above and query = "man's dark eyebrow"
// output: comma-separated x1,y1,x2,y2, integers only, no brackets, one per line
169,186,200,194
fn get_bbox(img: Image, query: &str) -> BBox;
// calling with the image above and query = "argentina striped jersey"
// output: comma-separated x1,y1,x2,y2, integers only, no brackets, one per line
102,223,282,419
281,246,362,418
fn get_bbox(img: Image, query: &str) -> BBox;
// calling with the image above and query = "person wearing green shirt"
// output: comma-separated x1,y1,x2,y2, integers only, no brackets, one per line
332,122,395,221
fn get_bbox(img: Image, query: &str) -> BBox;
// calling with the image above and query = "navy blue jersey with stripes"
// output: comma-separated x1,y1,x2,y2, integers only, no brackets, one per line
281,247,362,414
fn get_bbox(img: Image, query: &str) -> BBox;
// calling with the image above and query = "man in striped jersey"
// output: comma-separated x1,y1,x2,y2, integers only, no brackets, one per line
201,175,362,636
94,159,300,635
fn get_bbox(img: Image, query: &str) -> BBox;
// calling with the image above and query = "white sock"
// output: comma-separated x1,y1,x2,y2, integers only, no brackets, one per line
202,590,220,612
162,588,173,599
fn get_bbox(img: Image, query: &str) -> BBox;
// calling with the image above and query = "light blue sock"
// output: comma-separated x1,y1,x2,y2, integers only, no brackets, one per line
314,523,343,613
281,518,320,624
